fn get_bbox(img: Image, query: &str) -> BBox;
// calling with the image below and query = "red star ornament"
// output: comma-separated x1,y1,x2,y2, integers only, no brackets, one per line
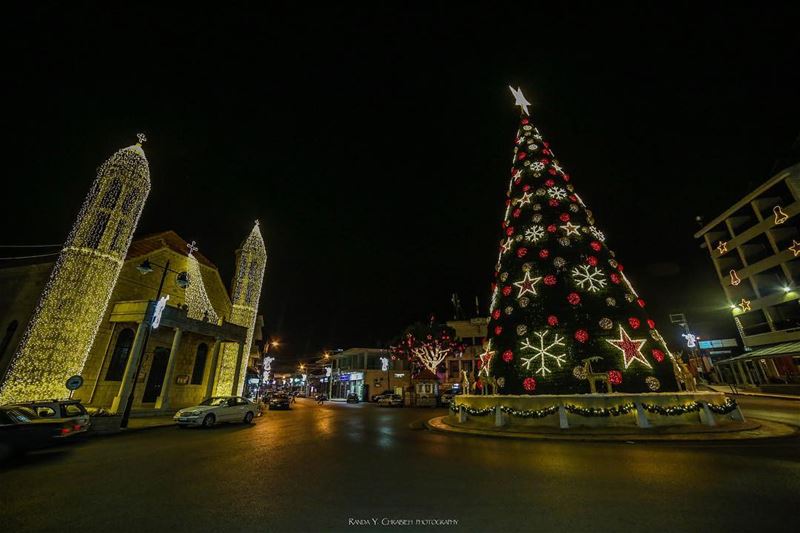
606,325,651,369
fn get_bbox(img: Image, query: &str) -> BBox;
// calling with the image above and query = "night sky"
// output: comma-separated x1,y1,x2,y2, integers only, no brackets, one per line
2,3,799,362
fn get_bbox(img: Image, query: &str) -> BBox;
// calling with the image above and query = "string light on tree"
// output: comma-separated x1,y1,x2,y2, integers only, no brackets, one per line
0,137,150,403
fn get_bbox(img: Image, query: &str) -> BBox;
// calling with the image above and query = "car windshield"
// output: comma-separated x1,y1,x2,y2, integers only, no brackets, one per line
200,397,230,406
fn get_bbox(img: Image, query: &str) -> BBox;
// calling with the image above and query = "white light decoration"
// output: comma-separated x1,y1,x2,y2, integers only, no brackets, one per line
477,342,495,378
682,333,698,348
411,344,451,375
0,139,150,403
520,331,566,376
215,222,267,396
508,85,531,115
716,241,728,255
525,225,545,242
547,187,567,200
380,357,390,372
789,240,800,257
773,205,789,224
571,264,607,292
262,356,275,382
516,191,533,206
739,298,751,312
151,295,170,329
589,226,605,242
729,269,742,286
185,242,220,323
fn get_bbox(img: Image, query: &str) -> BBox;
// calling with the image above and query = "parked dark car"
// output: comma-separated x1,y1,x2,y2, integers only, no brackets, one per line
346,393,360,404
371,390,393,402
0,406,82,461
8,399,90,436
269,394,291,410
439,391,458,406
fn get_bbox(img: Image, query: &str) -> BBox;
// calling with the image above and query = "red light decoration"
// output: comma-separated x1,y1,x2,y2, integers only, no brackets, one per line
502,286,512,297
521,118,529,125
647,319,656,329
652,349,665,363
517,247,528,258
494,326,503,336
539,249,550,259
610,273,621,284
548,198,559,207
545,179,555,187
492,309,501,320
547,224,557,233
523,377,537,392
518,151,527,161
543,274,557,286
586,256,598,266
617,263,624,272
502,350,514,363
608,370,623,385
590,241,601,251
523,184,531,191
512,208,521,219
628,317,641,329
567,292,581,305
637,298,646,308
574,329,589,343
506,226,515,236
559,213,570,222
547,315,559,326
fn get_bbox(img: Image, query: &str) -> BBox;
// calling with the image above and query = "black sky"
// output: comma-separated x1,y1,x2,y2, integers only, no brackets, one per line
2,3,799,361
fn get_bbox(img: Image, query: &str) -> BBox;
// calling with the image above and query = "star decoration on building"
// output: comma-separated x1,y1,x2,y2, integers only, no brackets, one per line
606,325,651,369
560,222,580,236
739,298,751,312
508,85,531,115
789,240,800,257
716,241,728,255
513,271,543,298
517,191,533,207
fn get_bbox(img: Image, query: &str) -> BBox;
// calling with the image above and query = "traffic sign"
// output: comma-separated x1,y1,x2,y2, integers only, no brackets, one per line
65,375,84,391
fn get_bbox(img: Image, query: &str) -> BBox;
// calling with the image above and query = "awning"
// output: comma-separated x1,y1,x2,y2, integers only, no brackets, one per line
716,341,800,364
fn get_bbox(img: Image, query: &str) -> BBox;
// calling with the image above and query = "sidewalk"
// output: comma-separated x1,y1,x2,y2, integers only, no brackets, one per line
125,415,177,431
704,384,800,401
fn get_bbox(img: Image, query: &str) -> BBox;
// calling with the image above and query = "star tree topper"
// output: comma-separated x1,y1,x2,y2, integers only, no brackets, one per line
606,325,651,369
509,86,531,115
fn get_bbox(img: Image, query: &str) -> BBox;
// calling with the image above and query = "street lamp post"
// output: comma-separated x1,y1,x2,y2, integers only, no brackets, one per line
120,258,184,428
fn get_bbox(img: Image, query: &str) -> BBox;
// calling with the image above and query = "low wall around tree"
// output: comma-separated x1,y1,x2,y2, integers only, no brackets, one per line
449,392,744,429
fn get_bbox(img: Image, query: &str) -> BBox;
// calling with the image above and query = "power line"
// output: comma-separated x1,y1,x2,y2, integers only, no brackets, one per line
0,243,63,248
0,252,60,260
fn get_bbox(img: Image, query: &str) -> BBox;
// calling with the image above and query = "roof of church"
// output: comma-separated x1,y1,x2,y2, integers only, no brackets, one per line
126,231,217,269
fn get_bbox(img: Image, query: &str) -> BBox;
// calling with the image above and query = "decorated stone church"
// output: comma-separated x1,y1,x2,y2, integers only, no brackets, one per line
0,139,267,415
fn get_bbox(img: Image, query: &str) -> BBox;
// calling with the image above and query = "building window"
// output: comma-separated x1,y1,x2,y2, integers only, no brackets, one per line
191,343,209,384
105,328,135,381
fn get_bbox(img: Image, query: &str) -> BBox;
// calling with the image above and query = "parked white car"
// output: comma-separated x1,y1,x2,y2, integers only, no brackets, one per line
377,394,404,407
174,396,256,428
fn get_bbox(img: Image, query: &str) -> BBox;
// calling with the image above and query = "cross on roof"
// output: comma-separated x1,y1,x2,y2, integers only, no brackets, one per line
187,240,198,255
137,132,147,144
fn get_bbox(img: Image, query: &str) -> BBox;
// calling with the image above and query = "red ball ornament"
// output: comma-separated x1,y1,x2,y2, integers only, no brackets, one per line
617,263,624,272
548,167,557,175
514,176,522,185
559,213,570,222
547,315,559,326
544,274,557,286
586,256,598,266
523,377,537,392
637,298,646,308
563,174,571,182
569,194,578,202
502,286,512,297
521,118,529,125
539,249,550,259
512,208,521,219
517,151,527,161
494,325,503,336
590,241,602,252
540,158,550,165
652,349,665,363
545,179,555,187
517,247,528,258
628,317,641,329
506,226,515,236
547,224,557,233
574,329,589,343
502,220,509,228
608,370,623,385
610,273,621,284
567,292,581,305
647,319,656,329
548,198,559,207
492,309,501,320
523,184,531,192
502,350,514,363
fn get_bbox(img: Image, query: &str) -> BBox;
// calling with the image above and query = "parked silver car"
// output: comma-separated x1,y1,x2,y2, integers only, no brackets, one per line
174,396,256,428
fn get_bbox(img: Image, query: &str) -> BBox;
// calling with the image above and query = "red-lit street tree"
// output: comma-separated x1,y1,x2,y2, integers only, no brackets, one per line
390,319,465,377
483,87,679,395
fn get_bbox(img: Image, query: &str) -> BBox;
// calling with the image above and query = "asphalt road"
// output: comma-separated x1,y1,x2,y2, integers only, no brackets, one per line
1,398,798,533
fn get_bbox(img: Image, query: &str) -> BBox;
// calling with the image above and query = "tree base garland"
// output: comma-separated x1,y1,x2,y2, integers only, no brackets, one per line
451,397,738,418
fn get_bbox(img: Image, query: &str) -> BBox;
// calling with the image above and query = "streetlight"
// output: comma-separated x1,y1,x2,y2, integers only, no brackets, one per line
120,258,187,428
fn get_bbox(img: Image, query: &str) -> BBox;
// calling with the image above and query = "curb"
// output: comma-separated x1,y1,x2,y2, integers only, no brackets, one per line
425,415,798,442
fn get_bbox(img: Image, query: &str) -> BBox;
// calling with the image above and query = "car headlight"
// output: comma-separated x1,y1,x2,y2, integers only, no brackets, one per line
182,410,200,416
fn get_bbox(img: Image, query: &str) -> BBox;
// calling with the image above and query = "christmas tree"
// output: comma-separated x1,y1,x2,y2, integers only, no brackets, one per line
483,87,678,395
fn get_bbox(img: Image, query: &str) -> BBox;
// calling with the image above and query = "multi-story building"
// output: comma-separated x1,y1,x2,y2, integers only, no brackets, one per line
695,161,800,390
329,348,411,401
441,317,488,392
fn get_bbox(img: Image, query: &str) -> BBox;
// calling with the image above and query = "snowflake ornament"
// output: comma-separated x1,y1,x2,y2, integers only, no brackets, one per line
531,161,545,172
571,264,607,292
525,225,545,242
520,331,567,376
547,187,567,200
589,226,605,242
